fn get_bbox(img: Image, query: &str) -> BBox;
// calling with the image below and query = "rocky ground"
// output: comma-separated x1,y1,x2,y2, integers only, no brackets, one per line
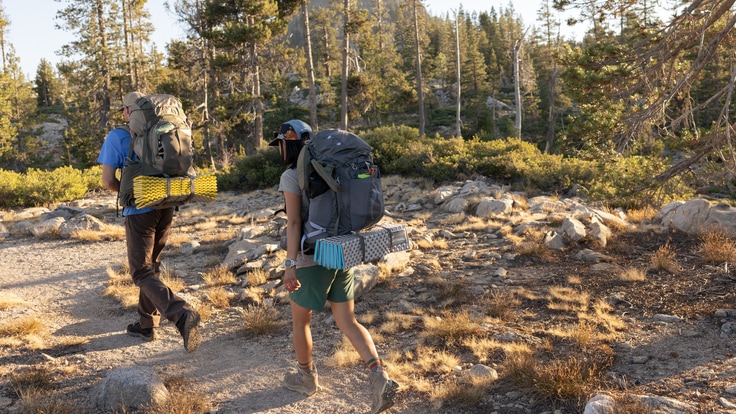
2,178,736,413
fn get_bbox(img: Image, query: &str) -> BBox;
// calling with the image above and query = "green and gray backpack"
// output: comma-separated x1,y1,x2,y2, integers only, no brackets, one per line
118,94,199,209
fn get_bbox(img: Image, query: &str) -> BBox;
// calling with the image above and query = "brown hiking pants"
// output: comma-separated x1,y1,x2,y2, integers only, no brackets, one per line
125,208,192,329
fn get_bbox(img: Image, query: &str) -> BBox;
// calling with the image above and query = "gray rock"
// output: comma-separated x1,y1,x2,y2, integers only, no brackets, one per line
93,366,170,412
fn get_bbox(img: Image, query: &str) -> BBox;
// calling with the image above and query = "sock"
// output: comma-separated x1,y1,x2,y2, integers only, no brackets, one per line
367,358,383,372
298,360,314,372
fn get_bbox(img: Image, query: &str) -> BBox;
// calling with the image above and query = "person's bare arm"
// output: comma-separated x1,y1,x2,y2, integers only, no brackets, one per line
101,164,119,193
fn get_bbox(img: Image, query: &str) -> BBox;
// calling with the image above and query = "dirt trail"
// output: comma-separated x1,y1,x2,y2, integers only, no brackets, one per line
0,236,427,413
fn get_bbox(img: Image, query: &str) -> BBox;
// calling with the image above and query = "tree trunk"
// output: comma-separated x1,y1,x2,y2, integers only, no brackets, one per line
513,38,522,138
251,37,263,154
302,0,318,130
413,0,425,137
454,11,462,138
545,65,559,153
122,0,135,88
340,0,350,130
96,0,111,129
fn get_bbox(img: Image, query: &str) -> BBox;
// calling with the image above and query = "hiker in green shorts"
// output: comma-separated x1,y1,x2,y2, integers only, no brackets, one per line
271,120,399,413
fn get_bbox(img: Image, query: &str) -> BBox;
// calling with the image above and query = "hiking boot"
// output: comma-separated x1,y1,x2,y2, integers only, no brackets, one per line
369,369,399,414
176,310,201,353
284,365,320,396
126,322,156,342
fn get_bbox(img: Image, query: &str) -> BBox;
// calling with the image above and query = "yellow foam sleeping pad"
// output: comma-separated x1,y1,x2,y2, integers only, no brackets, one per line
133,173,217,209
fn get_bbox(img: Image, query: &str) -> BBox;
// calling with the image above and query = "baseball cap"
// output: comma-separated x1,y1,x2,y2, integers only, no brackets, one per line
116,91,144,111
268,119,312,146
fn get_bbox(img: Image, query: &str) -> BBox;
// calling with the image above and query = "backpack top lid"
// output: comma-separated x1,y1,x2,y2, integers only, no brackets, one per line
268,119,312,146
117,91,144,111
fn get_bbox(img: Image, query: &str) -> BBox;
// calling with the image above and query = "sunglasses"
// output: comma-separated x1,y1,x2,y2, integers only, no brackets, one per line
273,130,299,141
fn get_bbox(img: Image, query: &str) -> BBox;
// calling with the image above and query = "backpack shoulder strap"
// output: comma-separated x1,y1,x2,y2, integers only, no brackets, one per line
296,145,311,192
310,159,339,192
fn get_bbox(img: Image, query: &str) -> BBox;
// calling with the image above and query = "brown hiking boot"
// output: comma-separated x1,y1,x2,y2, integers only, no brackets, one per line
369,369,399,413
284,365,320,396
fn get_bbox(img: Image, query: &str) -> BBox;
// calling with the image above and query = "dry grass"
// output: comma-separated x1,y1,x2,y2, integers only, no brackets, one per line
625,206,658,224
650,242,680,272
547,286,591,313
70,224,125,241
415,236,448,250
166,231,191,249
103,265,138,308
422,310,482,346
246,269,269,286
0,292,27,310
199,228,238,244
160,263,186,292
240,286,267,305
620,267,647,282
610,393,656,413
206,287,231,309
478,289,520,320
143,376,211,414
16,392,79,414
10,366,52,396
241,303,282,337
462,336,504,363
506,350,608,405
325,336,361,368
697,228,736,263
377,312,421,336
439,212,466,226
429,373,496,411
201,265,237,287
104,263,186,308
0,317,46,338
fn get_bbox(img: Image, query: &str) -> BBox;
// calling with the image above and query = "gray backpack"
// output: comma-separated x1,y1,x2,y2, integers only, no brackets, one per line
295,129,384,251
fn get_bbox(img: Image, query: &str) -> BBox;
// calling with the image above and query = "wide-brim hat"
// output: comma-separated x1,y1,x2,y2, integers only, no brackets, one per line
268,119,312,146
116,91,144,111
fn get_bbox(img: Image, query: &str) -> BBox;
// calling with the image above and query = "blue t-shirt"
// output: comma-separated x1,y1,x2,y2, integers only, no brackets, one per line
97,127,153,216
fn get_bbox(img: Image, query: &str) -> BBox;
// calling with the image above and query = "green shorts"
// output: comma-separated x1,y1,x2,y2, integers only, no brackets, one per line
289,265,354,311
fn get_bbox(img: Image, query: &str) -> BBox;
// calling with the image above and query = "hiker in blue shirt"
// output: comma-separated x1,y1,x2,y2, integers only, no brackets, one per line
97,91,201,353
272,120,399,413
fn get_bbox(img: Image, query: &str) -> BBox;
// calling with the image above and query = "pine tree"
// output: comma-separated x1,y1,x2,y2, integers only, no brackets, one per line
34,59,61,108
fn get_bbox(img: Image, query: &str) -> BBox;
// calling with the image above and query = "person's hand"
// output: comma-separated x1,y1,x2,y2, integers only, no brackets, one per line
283,267,301,292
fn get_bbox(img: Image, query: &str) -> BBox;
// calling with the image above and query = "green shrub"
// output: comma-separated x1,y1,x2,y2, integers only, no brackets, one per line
217,149,283,192
20,167,90,207
0,169,23,208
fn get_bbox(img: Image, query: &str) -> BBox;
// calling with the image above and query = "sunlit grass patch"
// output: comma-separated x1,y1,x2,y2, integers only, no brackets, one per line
241,303,282,337
246,269,269,286
206,287,231,309
70,223,125,241
547,286,590,313
422,310,482,346
697,228,736,263
478,289,520,320
429,372,496,412
619,267,646,282
377,312,421,336
325,336,361,368
202,264,237,287
650,242,679,272
103,265,138,308
0,317,46,348
506,350,610,405
143,376,211,414
626,206,657,224
0,292,27,310
160,263,186,292
462,336,505,363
